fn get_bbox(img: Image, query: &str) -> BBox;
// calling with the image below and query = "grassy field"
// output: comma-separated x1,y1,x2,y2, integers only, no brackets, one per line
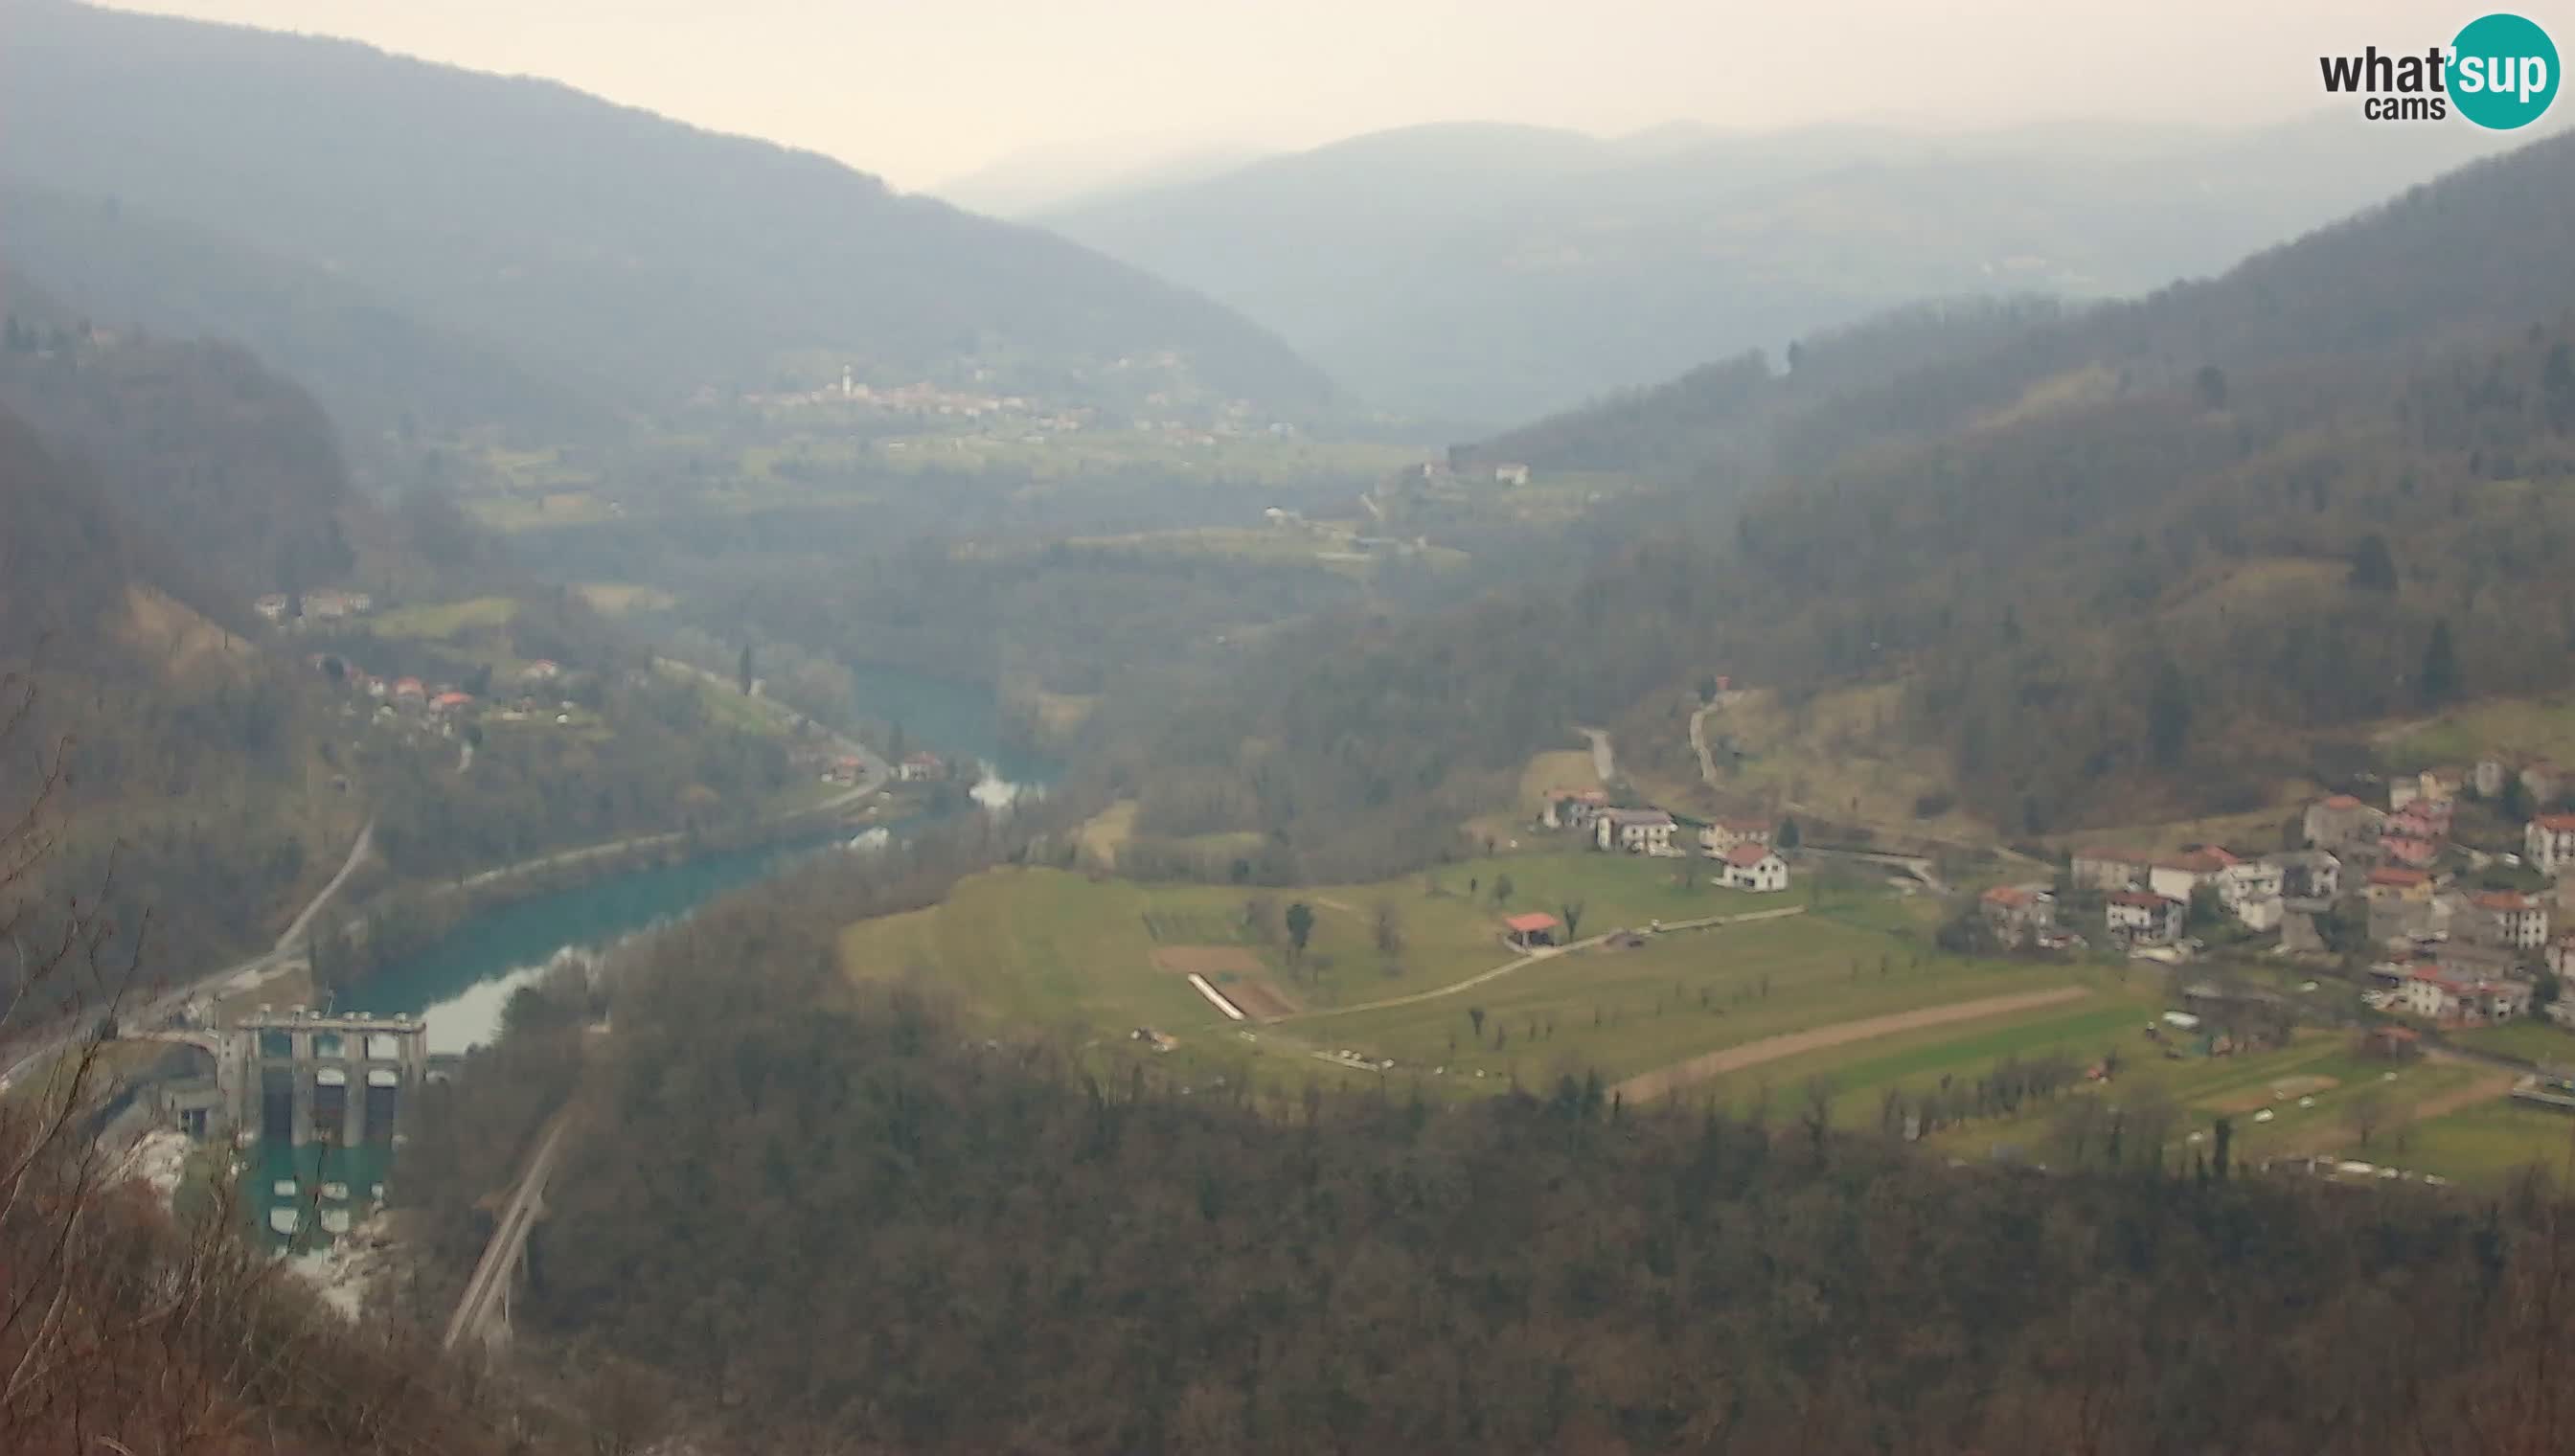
575,582,677,616
2397,1099,2575,1186
2454,1018,2575,1067
1304,915,2079,1087
832,850,2571,1178
837,852,2129,1100
368,596,521,641
2382,695,2575,772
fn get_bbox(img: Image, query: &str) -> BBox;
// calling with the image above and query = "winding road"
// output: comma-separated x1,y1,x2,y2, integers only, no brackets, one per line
0,819,376,1092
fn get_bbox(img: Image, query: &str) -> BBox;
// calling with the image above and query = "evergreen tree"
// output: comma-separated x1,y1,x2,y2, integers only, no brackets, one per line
2148,661,2193,769
2420,619,2459,706
2347,533,2398,593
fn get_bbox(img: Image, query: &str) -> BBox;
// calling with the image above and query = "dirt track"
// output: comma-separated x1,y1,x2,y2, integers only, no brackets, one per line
1610,986,2095,1103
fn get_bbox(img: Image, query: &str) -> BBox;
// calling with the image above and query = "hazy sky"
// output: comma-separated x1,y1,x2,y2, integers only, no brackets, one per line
104,0,2495,191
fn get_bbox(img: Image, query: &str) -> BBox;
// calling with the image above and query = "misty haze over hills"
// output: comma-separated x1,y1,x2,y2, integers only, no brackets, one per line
0,0,1333,420
17,4,2575,1452
1040,114,2543,423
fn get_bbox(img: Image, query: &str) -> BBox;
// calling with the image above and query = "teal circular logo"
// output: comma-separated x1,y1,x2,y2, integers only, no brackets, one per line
2451,12,2559,128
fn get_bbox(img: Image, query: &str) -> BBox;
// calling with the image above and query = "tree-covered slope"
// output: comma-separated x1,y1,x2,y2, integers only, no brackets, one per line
0,0,1333,412
1106,130,2575,853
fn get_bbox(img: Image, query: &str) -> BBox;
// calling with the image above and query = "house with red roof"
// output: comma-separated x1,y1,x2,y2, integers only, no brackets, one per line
1542,787,1610,830
1717,842,1789,893
2365,864,2433,899
2303,794,2381,852
2404,966,2534,1023
2148,848,2239,904
1979,884,2056,946
429,691,474,714
391,677,426,706
2380,833,2440,871
2526,813,2575,875
2465,890,2550,952
2105,889,2185,944
1501,912,1560,950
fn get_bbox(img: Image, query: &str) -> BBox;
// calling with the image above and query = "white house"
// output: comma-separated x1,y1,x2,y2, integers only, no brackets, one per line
1595,809,1677,855
2466,891,2550,953
2217,858,2285,932
1492,463,1531,486
1717,843,1789,893
2264,850,2341,902
2404,967,2535,1023
2527,814,2575,876
1979,884,2057,947
2106,890,2185,944
2149,848,2239,905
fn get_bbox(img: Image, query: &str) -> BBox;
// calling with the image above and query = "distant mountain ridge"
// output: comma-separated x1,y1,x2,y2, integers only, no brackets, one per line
1119,128,2575,855
1040,114,2541,423
0,0,1333,413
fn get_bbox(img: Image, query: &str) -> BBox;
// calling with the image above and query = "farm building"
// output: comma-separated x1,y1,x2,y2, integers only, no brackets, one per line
1502,913,1561,950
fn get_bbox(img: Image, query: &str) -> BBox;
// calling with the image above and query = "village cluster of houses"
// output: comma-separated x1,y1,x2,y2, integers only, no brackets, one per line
1540,790,1790,893
308,653,573,728
1415,458,1532,487
1975,758,2575,1033
254,589,373,626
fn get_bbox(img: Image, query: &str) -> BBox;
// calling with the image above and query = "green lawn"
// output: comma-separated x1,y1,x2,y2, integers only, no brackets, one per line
2397,1099,2575,1186
1298,916,2078,1086
368,596,520,641
2382,696,2575,772
2453,1019,2575,1067
835,857,2118,1102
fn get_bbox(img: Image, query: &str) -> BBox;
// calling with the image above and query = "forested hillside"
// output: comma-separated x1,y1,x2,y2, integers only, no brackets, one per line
0,0,1333,413
0,182,621,464
0,315,399,608
0,386,355,991
412,856,2575,1455
1100,130,2575,855
1042,115,2528,422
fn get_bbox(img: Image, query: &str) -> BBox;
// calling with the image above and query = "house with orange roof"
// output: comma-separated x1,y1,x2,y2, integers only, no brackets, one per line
1716,842,1789,893
1978,884,2056,946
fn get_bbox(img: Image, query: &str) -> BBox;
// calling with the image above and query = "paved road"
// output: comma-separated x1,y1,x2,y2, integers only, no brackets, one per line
276,819,374,954
1610,985,2096,1103
444,1109,575,1350
0,819,377,1092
